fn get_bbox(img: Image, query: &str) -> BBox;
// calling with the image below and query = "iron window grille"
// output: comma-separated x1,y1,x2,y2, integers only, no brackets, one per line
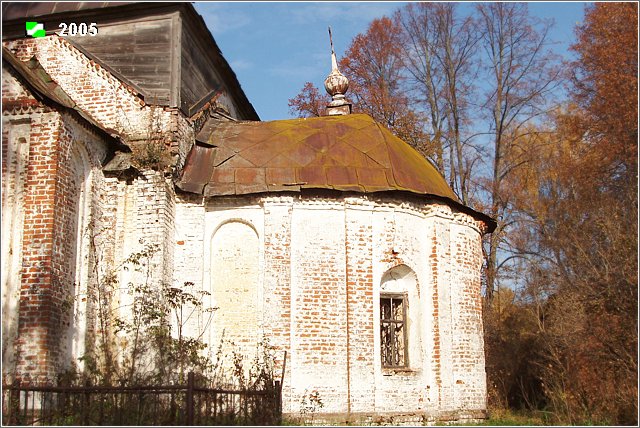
380,294,408,368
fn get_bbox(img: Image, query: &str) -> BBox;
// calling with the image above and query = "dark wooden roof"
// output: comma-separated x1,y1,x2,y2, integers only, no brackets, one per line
177,114,496,231
2,2,259,120
1,2,135,20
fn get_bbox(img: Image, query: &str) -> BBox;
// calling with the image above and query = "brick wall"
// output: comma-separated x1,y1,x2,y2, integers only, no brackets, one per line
4,37,159,142
1,71,113,381
262,196,293,409
173,193,488,420
3,36,197,163
290,201,349,413
172,193,206,341
2,55,180,380
11,107,64,383
431,214,455,411
450,222,487,411
371,203,429,414
344,199,375,413
97,171,176,343
2,34,203,382
1,113,31,380
53,112,110,370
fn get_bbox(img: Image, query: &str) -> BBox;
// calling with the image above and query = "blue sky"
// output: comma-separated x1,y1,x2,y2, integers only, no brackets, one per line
194,2,589,121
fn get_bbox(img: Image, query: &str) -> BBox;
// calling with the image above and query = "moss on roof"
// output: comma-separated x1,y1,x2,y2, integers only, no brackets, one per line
180,114,457,200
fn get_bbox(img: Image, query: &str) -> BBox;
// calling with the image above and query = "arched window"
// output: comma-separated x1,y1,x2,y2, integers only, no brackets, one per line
379,265,420,369
380,294,408,367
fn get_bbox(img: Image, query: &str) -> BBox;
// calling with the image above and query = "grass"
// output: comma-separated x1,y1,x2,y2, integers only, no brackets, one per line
448,408,612,426
282,408,614,426
445,408,549,426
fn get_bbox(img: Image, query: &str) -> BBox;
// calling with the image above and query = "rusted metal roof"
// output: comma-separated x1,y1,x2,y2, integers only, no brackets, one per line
179,114,458,199
178,113,496,230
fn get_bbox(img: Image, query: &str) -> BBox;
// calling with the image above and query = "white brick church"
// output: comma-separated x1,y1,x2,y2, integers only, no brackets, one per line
2,2,494,423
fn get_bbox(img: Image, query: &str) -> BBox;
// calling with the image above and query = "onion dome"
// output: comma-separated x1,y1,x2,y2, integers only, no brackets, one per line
323,27,351,115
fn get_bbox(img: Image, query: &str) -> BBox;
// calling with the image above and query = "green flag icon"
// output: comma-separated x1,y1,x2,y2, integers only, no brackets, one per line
26,22,45,38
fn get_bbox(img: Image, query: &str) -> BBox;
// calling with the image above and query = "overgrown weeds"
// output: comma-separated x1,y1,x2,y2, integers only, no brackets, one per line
23,238,282,425
70,237,278,390
444,407,612,426
130,103,172,171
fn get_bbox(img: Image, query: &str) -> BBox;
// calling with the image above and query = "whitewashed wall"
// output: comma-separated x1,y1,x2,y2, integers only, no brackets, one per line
172,193,488,421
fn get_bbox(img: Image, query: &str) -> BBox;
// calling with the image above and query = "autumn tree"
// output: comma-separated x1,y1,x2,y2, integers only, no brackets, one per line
476,2,562,302
475,119,562,417
536,3,637,423
288,81,330,118
508,108,637,424
496,3,638,423
569,2,638,183
340,16,430,153
395,3,479,203
482,285,543,410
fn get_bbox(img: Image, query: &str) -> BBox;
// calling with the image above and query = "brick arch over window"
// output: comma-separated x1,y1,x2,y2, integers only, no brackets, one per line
208,220,262,365
380,264,419,300
211,218,259,239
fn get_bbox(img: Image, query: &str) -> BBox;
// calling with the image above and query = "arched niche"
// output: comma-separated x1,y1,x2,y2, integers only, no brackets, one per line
1,135,29,374
209,220,262,367
67,143,93,370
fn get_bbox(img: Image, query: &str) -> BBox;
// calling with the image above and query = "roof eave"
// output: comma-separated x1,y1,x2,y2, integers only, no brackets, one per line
2,46,128,158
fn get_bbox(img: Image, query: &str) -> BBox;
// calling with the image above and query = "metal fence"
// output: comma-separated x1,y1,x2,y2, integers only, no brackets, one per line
1,372,282,426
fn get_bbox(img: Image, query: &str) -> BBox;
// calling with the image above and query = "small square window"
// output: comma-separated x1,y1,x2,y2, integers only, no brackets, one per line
380,294,408,368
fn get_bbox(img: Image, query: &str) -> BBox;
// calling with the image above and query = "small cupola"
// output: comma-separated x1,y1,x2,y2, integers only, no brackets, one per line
324,27,352,116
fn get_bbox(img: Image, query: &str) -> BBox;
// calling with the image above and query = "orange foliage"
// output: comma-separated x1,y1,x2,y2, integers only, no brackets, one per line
340,17,430,154
494,4,638,424
288,81,330,118
570,2,638,178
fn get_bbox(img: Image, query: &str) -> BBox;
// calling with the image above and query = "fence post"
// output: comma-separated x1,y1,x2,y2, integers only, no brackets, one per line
8,379,20,425
83,378,91,425
275,380,282,424
280,351,287,386
186,371,194,426
22,387,28,425
278,350,286,424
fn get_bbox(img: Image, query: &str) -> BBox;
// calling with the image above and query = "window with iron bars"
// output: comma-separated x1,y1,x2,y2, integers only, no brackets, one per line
380,294,408,368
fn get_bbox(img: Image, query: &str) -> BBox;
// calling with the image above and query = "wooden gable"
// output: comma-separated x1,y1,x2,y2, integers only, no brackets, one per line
2,2,259,120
